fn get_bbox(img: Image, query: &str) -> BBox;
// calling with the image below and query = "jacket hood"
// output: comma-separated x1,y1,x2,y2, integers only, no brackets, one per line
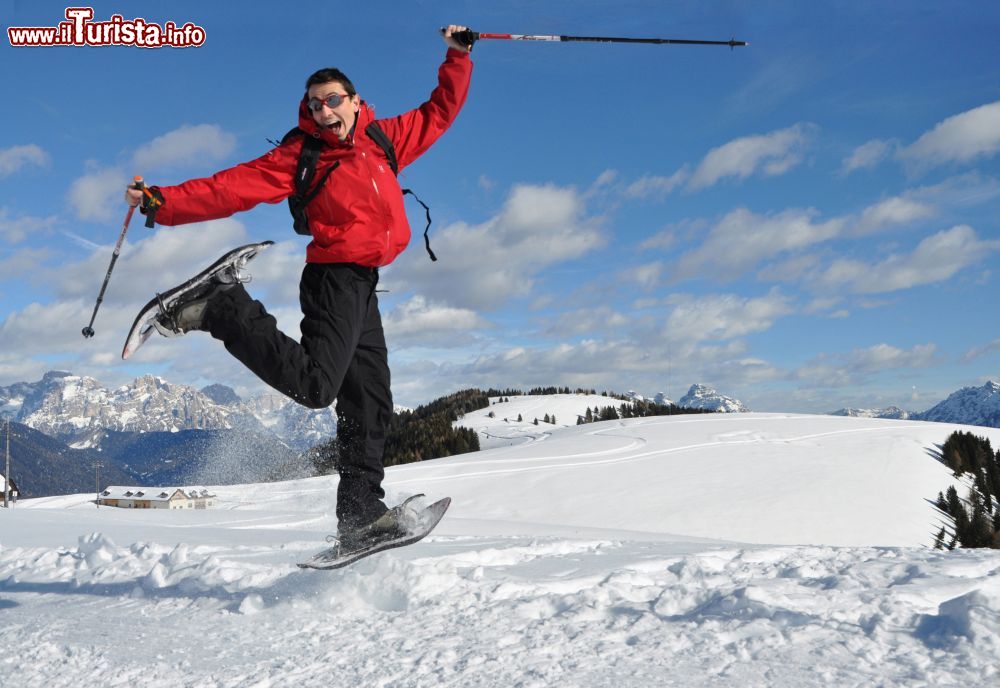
297,95,375,147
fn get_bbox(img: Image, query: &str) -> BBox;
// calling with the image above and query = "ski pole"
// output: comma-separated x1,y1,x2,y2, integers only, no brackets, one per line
447,29,748,49
81,176,146,339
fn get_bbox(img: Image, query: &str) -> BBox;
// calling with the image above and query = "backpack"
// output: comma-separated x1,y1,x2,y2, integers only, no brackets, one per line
279,122,436,261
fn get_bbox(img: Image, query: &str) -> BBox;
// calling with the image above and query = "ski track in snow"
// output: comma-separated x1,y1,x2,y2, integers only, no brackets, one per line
1,532,999,687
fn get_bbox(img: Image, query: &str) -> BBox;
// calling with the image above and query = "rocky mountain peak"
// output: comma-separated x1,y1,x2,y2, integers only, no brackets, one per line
678,384,749,413
916,380,1000,427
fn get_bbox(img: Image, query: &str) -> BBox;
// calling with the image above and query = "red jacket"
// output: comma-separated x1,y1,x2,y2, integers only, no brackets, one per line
151,49,472,267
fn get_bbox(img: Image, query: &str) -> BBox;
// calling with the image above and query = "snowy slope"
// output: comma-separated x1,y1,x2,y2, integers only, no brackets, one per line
458,393,631,449
2,413,999,687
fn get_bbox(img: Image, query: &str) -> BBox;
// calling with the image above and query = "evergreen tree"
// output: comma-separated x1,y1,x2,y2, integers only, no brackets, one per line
936,431,1000,550
598,406,619,421
934,527,947,550
966,490,993,548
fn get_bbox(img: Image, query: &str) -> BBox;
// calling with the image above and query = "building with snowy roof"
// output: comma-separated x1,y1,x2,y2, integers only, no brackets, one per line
1,473,18,503
98,486,215,509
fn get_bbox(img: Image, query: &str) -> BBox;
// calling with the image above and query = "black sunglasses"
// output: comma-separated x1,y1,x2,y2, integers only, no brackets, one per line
308,93,352,112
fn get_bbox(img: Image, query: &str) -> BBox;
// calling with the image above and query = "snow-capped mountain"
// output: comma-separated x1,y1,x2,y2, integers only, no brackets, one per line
0,371,336,450
915,380,1000,427
623,390,674,406
199,383,241,406
678,383,749,412
826,381,1000,428
7,371,252,441
242,393,337,451
653,392,674,406
831,406,912,420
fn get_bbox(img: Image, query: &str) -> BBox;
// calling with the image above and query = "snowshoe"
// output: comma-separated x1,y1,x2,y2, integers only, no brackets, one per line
121,240,273,359
298,495,451,570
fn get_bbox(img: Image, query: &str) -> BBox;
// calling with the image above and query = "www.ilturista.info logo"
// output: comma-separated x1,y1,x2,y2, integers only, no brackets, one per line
7,7,206,48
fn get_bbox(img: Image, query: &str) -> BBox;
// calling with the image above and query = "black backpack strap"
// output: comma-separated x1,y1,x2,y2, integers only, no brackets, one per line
283,128,341,236
364,122,398,175
402,187,436,262
365,122,436,261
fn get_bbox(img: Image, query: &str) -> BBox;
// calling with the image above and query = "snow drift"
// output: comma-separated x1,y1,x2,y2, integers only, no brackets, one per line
2,410,999,687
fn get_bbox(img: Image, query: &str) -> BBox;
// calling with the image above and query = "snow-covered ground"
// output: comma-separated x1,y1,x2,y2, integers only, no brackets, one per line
459,393,627,449
2,410,999,686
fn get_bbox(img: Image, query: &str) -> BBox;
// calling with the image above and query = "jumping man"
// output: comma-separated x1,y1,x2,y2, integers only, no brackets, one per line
124,25,474,550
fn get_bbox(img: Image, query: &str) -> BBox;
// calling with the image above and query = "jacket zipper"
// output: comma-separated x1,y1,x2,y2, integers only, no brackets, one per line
361,150,392,260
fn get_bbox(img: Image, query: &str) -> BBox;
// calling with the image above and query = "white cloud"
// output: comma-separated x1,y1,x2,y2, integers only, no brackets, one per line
663,291,794,344
0,247,55,279
639,218,708,253
0,297,97,357
592,169,618,188
385,182,605,310
132,124,238,170
841,139,896,175
756,253,822,284
673,207,845,281
962,339,1000,364
66,124,239,222
797,343,938,387
389,333,785,408
0,144,49,177
383,295,491,347
668,193,946,285
687,124,815,191
850,342,937,371
804,296,844,316
815,225,999,294
0,220,252,358
379,286,796,406
0,218,314,392
0,208,58,244
237,239,308,306
54,218,251,301
909,172,1000,208
624,169,689,199
898,101,1000,169
624,262,663,290
67,164,127,222
540,306,631,337
638,230,675,252
853,196,935,236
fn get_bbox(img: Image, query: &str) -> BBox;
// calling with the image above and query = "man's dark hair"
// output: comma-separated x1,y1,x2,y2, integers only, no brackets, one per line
305,68,357,96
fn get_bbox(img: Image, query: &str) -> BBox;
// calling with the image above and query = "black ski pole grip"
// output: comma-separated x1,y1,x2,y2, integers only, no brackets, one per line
441,28,478,49
140,185,164,229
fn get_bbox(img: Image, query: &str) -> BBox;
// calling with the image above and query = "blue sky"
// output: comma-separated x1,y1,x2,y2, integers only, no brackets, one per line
2,0,998,411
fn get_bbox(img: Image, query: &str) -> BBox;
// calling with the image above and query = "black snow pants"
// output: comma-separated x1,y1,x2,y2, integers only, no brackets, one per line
205,262,392,530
